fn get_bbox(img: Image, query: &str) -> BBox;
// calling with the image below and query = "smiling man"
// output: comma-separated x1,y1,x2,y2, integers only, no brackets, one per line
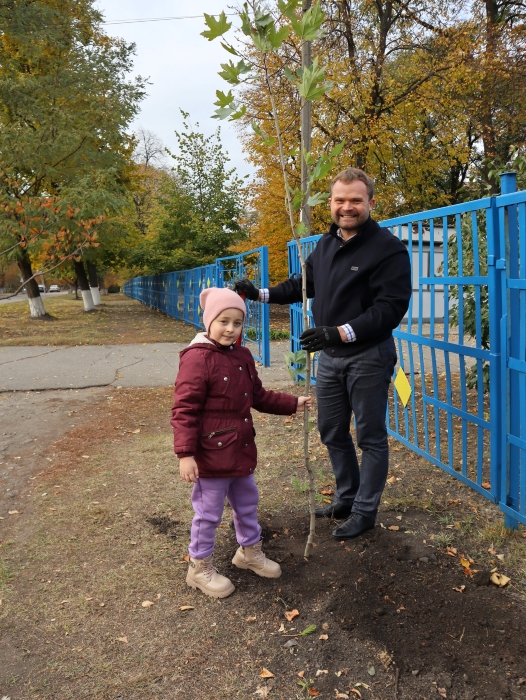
235,167,412,539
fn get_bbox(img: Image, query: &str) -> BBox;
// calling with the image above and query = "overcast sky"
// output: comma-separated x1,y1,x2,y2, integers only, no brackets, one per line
96,1,253,178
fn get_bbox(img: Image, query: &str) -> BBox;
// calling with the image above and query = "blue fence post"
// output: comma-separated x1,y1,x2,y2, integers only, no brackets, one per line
260,246,271,367
500,172,520,530
487,193,504,518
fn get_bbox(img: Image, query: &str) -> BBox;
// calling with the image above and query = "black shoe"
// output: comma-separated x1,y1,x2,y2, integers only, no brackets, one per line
315,501,354,520
332,513,375,539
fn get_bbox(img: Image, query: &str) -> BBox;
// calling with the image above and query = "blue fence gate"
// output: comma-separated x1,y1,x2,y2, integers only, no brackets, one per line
123,247,270,367
288,173,526,529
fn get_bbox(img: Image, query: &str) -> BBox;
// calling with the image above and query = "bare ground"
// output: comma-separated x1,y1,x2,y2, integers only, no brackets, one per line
1,384,526,700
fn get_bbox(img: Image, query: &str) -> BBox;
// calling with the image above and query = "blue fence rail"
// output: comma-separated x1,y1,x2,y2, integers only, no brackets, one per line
123,247,270,367
288,174,526,529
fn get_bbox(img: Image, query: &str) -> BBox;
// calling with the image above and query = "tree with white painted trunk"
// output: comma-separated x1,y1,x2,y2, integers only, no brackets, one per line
203,0,341,557
0,0,144,317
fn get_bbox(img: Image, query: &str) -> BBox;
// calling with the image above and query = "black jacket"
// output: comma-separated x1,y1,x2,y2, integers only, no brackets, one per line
268,217,412,356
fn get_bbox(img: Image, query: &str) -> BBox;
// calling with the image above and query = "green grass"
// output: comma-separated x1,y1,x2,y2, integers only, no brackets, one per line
0,294,195,346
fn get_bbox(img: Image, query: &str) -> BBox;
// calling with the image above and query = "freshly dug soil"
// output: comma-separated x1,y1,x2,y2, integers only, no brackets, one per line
209,511,526,700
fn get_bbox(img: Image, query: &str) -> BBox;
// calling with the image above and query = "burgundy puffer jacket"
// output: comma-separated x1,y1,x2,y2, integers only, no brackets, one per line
171,334,298,478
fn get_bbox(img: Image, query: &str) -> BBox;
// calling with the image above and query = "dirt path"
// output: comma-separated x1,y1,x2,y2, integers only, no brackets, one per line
1,385,525,700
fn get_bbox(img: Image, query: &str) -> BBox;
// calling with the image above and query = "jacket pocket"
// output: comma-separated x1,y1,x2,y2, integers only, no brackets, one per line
200,426,238,450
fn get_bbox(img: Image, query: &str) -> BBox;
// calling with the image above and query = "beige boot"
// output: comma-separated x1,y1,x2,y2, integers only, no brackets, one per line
186,555,235,598
232,540,282,578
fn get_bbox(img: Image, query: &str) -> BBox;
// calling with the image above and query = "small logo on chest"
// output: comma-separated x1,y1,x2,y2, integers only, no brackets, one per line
351,266,359,271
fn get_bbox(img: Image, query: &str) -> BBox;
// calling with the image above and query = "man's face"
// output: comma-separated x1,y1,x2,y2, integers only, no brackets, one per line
329,180,375,238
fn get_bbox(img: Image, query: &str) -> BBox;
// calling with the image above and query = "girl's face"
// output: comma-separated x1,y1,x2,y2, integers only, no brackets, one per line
208,308,244,346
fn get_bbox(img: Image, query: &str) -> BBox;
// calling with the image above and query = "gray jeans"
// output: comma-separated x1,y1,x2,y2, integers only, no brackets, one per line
316,338,396,519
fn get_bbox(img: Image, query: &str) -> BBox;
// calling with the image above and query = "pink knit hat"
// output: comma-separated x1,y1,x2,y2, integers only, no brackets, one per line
200,287,246,332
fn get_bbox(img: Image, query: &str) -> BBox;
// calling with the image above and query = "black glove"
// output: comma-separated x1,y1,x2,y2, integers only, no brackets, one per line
300,326,343,352
233,278,259,301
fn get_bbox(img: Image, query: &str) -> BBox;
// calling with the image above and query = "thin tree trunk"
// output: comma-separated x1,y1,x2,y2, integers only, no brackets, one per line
18,250,46,318
75,277,79,300
73,260,95,312
87,261,101,306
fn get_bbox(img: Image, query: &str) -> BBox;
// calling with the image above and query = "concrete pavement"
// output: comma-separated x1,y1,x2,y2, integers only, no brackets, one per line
0,340,293,392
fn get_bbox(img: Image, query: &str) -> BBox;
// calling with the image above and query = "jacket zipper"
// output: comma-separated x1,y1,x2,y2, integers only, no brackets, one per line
202,426,237,439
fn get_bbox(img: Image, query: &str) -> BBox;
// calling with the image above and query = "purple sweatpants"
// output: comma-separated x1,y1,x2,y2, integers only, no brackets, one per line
189,474,262,559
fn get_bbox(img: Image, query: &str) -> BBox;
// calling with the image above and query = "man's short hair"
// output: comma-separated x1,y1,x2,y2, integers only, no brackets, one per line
330,168,374,200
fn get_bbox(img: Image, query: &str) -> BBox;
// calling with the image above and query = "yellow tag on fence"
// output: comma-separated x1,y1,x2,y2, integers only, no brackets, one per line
394,367,412,407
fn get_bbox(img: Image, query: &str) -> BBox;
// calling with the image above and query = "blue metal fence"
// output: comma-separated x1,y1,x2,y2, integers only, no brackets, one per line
123,247,270,367
287,174,526,529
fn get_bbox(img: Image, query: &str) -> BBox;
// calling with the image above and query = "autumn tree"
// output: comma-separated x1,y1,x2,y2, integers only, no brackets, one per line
0,0,145,315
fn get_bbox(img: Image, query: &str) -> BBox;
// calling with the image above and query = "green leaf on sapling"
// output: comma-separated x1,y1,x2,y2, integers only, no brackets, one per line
251,122,276,146
218,59,252,85
284,65,298,85
220,41,239,56
229,105,247,120
303,149,316,166
330,141,345,158
254,8,274,29
295,221,307,237
307,191,328,207
212,105,238,120
268,23,290,48
297,2,326,41
214,90,235,107
201,11,232,41
277,0,302,20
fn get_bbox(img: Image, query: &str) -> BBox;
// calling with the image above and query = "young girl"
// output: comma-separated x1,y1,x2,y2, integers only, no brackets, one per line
171,287,311,599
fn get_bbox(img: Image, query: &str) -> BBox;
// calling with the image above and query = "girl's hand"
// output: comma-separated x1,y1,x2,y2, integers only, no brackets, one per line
297,395,312,410
180,456,199,483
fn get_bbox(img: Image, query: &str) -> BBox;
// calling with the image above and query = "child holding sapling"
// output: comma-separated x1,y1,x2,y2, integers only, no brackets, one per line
171,287,311,598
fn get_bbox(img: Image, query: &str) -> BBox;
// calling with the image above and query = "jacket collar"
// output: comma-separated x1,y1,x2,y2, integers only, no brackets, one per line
186,332,237,352
328,215,378,242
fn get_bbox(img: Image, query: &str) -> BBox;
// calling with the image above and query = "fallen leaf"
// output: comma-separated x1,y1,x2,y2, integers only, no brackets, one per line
8,510,19,515
335,692,349,699
141,600,154,608
320,489,334,495
438,688,447,698
278,623,285,632
179,605,194,611
350,690,362,699
367,665,376,676
490,572,510,587
319,634,328,640
82,455,90,459
460,557,471,569
309,690,319,697
128,428,141,434
284,609,299,621
453,585,466,593
297,671,305,679
99,602,105,607
300,624,317,636
59,600,69,605
254,687,270,697
117,636,128,643
446,547,458,556
387,476,397,484
482,481,491,489
316,669,328,676
259,668,275,678
388,525,400,531
246,616,257,622
488,547,497,555
496,554,505,561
